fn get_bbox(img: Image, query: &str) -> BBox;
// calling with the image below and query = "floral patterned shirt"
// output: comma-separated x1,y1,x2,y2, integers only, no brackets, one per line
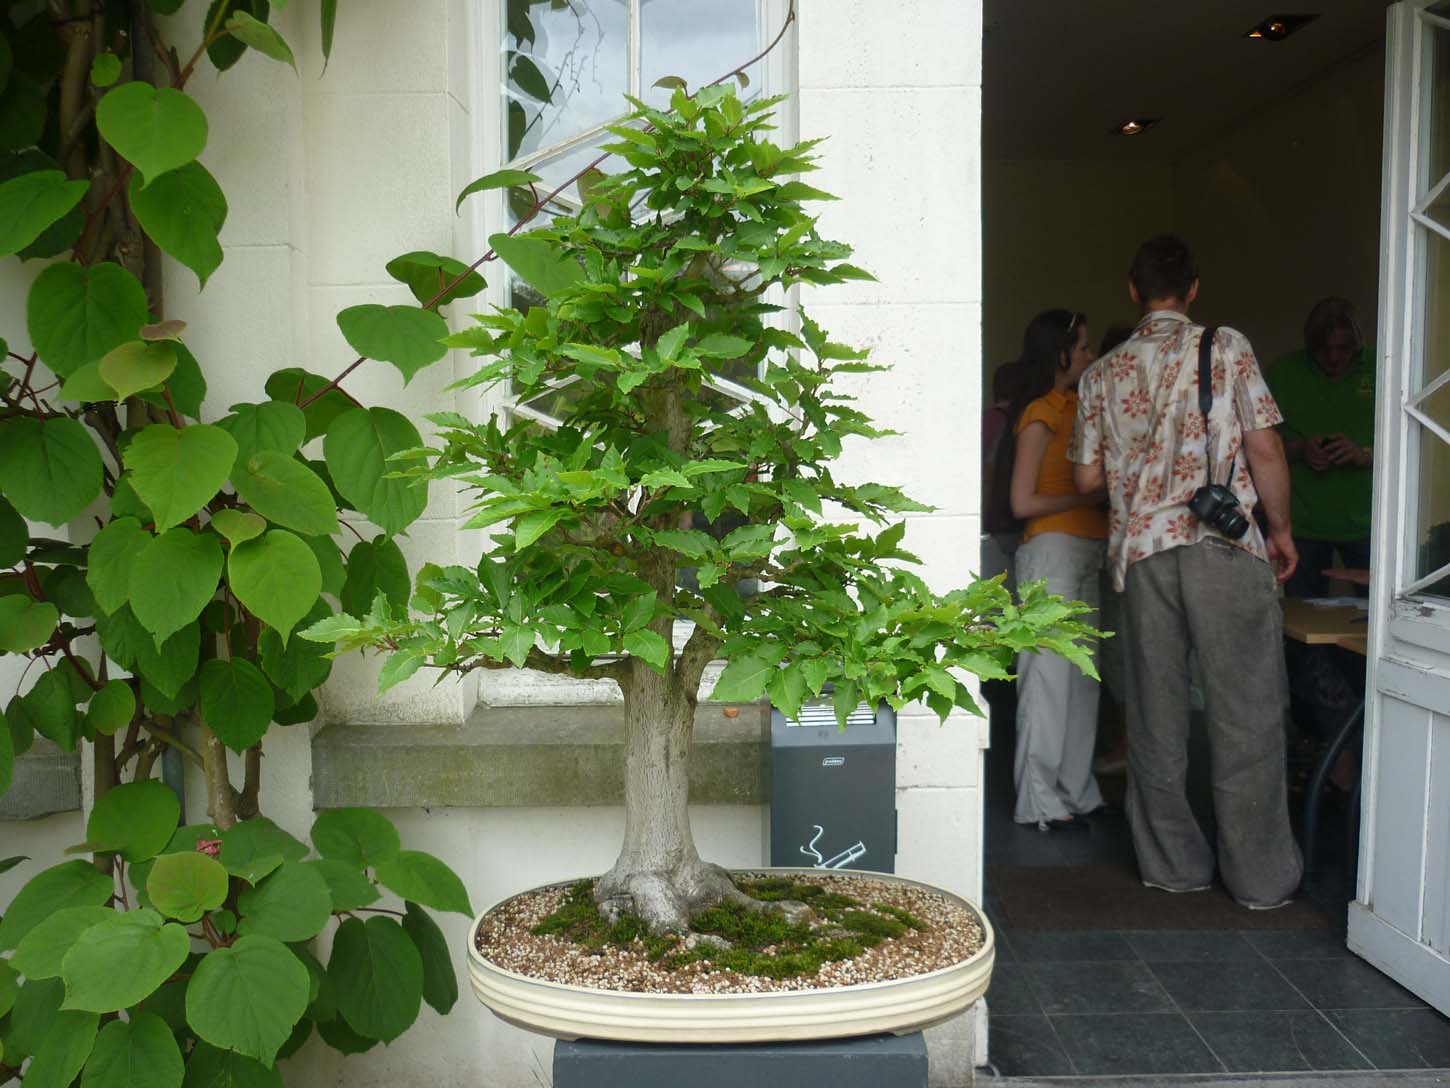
1068,310,1283,591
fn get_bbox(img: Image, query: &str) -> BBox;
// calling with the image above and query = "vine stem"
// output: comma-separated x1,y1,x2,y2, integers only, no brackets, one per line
299,0,797,409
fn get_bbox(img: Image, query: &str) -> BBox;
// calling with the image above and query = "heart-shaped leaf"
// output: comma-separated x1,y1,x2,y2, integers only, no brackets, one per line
373,850,472,916
208,508,265,546
124,423,238,533
227,530,322,643
323,408,427,534
335,305,448,384
185,934,309,1064
26,262,148,378
0,417,104,525
217,402,305,468
86,780,181,862
237,861,332,942
198,658,274,752
327,917,422,1043
61,909,190,1012
127,528,223,644
0,595,58,653
147,851,229,923
310,808,400,869
81,1013,183,1088
128,161,227,289
230,451,338,537
96,340,176,401
96,82,208,185
0,169,89,256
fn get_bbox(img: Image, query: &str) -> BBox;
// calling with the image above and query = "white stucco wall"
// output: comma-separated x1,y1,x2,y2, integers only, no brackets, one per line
3,0,986,1083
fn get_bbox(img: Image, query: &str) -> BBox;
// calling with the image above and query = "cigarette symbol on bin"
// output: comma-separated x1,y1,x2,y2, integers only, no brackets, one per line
800,825,867,869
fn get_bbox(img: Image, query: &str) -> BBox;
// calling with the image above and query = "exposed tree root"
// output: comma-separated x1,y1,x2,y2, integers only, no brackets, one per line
594,860,814,933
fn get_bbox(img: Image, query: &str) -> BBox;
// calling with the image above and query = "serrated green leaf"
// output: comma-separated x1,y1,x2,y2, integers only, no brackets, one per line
227,530,322,642
61,909,190,1012
128,528,223,644
199,658,274,752
0,416,104,525
623,628,669,669
96,82,207,186
185,934,309,1064
327,917,423,1043
373,850,472,916
86,780,181,862
335,305,448,384
124,423,238,531
709,649,777,702
146,851,229,923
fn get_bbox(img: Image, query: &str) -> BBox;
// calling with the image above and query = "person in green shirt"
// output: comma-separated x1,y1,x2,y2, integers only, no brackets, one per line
1267,297,1376,598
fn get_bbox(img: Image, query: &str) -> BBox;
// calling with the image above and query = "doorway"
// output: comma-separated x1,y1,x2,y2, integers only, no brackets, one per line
979,1,1450,1077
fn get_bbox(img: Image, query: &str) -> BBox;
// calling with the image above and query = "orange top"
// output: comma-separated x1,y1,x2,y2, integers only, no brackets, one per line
1015,389,1109,543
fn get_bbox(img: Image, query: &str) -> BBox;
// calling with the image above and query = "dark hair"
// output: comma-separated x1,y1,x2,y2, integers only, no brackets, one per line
1129,235,1199,304
1008,309,1084,422
1303,297,1363,355
1099,325,1134,356
991,362,1020,405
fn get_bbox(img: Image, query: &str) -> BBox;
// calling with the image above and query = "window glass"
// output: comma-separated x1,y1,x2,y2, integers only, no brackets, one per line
640,0,761,105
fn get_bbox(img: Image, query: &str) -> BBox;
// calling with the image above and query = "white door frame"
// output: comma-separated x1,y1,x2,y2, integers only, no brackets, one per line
1349,0,1450,1016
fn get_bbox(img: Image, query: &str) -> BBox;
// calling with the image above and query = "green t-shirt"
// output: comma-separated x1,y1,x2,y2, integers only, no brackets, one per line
1266,347,1376,541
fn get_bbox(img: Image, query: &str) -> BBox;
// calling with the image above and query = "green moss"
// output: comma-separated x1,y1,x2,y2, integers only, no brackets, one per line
529,876,930,980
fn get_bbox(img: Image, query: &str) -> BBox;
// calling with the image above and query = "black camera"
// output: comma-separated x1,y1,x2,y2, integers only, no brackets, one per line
1188,482,1250,540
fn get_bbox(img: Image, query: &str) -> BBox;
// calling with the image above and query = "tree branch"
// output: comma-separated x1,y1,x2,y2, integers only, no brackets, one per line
676,620,721,700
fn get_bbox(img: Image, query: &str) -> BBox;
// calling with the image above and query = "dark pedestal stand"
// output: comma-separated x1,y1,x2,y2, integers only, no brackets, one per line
554,1032,928,1088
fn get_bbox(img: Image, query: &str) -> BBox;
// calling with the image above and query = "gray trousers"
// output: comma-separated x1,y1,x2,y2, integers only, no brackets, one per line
1014,533,1105,825
1122,540,1303,906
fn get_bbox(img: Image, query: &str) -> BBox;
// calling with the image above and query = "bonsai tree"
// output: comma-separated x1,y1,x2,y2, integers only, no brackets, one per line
0,4,472,1082
309,85,1099,933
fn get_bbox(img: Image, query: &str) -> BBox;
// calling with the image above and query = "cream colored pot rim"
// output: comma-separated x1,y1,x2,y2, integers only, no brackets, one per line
467,866,994,1000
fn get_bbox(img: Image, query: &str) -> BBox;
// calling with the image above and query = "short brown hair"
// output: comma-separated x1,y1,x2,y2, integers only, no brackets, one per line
1130,235,1199,304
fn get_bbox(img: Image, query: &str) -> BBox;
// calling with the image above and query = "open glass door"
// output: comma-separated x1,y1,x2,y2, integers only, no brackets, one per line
1351,0,1450,1015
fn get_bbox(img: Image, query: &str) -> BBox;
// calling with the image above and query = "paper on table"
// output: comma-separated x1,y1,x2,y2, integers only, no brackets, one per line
1305,597,1370,610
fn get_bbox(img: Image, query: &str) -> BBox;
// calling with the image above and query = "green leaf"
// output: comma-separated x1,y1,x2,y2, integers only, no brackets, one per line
81,1013,183,1088
227,530,322,642
0,958,18,1020
216,401,305,467
236,861,332,942
90,52,122,87
402,902,458,1015
230,451,339,537
128,528,224,644
373,850,472,916
709,649,777,702
315,1016,377,1055
0,72,46,155
97,609,200,699
24,1010,99,1088
96,82,208,186
86,780,181,862
87,519,150,613
182,1041,282,1088
0,860,114,951
340,535,410,617
164,342,208,419
0,170,88,255
146,851,229,923
205,0,272,71
0,495,26,567
335,305,448,384
199,658,275,752
258,600,333,702
385,250,485,307
623,628,670,669
694,333,753,358
455,168,540,211
61,909,190,1012
305,859,379,912
11,907,115,980
129,161,227,288
219,817,309,880
0,594,58,652
512,508,563,550
263,368,351,441
87,680,135,736
209,508,265,545
225,11,295,69
0,417,104,525
97,340,176,401
489,232,585,297
328,917,423,1043
27,261,148,378
185,934,309,1064
320,0,338,69
323,407,427,534
4,976,64,1060
124,423,238,534
310,808,400,868
20,664,86,751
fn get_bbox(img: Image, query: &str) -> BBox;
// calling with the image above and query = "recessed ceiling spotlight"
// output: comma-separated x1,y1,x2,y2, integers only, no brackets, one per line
1244,14,1319,41
1113,118,1159,137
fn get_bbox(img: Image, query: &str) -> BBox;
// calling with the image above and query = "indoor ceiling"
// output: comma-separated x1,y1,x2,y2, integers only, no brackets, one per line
984,1,1394,160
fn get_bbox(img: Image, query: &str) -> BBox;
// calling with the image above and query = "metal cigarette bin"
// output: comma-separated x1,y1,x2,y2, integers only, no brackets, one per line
769,693,896,873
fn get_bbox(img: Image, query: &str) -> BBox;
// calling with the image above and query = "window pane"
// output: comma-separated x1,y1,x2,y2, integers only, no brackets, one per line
1413,232,1450,598
505,0,629,161
640,0,761,105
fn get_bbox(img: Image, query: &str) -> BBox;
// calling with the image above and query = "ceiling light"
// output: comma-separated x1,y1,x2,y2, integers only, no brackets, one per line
1113,118,1158,137
1244,14,1319,41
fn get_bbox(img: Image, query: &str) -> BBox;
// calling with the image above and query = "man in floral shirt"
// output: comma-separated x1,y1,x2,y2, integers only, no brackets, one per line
1069,235,1302,910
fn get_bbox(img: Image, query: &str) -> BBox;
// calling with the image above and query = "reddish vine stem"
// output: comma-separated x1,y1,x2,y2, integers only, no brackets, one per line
299,1,797,410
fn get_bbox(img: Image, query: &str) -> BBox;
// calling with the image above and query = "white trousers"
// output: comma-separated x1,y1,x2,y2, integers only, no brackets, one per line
1013,532,1105,825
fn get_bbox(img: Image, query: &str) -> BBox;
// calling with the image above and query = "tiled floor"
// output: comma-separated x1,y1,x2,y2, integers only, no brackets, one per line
983,922,1450,1076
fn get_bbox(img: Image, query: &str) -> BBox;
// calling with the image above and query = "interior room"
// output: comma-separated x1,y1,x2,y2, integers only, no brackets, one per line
979,2,1450,1077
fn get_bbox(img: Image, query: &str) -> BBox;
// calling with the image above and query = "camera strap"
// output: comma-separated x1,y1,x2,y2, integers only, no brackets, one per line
1197,326,1230,487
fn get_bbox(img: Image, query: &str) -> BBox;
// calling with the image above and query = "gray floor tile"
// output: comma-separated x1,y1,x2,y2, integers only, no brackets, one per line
1274,957,1428,1010
1123,929,1260,963
1328,1008,1450,1069
985,965,1041,1016
1190,1010,1372,1072
1009,930,1136,962
1026,961,1174,1015
1050,1012,1222,1075
1246,929,1354,959
987,1013,1075,1076
1152,959,1311,1012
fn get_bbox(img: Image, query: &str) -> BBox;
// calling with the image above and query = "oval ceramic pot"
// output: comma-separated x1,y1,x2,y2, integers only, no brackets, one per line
466,867,995,1043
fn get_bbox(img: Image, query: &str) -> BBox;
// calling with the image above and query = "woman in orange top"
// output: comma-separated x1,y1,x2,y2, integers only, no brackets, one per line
1008,310,1110,831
